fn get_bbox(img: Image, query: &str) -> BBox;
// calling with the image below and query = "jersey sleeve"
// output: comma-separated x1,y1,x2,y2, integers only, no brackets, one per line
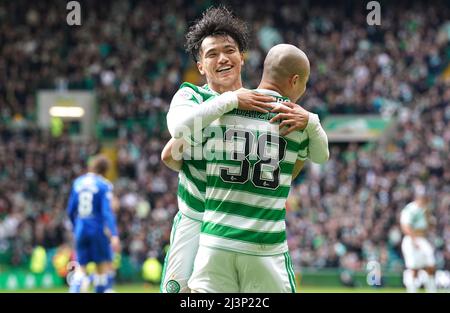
166,85,238,141
400,205,413,226
101,184,118,237
297,131,309,161
66,185,78,227
303,113,329,164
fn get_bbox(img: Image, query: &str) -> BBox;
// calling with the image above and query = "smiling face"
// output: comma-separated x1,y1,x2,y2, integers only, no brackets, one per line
196,35,244,94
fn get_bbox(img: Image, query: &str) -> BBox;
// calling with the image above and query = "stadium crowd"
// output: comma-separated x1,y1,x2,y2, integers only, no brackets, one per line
0,0,449,277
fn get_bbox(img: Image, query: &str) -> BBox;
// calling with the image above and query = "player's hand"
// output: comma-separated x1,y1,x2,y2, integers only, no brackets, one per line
270,102,310,136
234,88,276,113
111,236,121,253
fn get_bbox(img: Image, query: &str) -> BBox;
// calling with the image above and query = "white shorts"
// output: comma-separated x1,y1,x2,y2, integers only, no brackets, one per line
188,245,296,293
401,236,436,270
160,212,201,293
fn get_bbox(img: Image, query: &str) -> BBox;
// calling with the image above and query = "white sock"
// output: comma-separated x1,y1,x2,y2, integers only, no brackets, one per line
69,270,90,293
94,273,109,293
403,270,417,293
424,273,437,293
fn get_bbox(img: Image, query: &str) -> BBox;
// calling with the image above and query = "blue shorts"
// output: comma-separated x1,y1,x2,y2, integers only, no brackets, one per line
75,231,113,266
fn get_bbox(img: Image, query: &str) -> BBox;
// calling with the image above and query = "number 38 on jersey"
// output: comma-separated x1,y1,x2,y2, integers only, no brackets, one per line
219,129,287,190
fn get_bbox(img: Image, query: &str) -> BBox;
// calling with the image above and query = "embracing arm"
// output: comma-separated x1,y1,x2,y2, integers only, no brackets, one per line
167,89,238,139
167,87,275,140
161,138,185,172
304,113,329,164
270,103,329,164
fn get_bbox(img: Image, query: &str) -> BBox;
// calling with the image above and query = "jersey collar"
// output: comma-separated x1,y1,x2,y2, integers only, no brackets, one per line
203,84,220,96
253,88,289,100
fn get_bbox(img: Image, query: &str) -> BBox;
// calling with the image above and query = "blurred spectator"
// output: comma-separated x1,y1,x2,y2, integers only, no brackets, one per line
0,0,449,275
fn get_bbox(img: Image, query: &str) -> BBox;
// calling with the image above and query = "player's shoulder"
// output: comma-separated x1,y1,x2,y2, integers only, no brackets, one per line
73,173,98,192
174,82,215,103
179,82,211,94
253,88,288,103
73,173,88,186
402,201,416,213
96,175,113,190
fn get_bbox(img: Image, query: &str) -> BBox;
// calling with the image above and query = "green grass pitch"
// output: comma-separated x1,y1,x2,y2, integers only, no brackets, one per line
2,284,407,293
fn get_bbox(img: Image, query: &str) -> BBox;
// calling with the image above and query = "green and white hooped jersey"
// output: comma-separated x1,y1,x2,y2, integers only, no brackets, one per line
400,201,428,231
200,89,309,256
170,82,217,221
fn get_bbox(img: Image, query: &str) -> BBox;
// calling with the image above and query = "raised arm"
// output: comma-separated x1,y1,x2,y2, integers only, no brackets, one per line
271,102,329,164
303,113,329,164
161,138,185,172
167,86,275,140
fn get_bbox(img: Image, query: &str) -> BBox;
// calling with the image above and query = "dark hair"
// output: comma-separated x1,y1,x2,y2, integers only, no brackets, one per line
88,154,110,176
185,6,249,62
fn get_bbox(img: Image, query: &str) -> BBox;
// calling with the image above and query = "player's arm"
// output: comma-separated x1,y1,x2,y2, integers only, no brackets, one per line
271,103,329,164
161,138,185,172
400,210,419,247
303,113,329,164
292,160,305,180
425,207,436,229
101,186,120,253
167,87,275,140
66,187,78,227
400,222,414,236
400,223,417,240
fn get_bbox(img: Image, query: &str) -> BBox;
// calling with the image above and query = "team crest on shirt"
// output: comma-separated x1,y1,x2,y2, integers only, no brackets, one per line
179,89,193,101
166,280,181,293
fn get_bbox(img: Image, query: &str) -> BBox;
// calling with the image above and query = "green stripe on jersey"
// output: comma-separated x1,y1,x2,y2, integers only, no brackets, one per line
284,252,296,293
177,182,204,213
205,199,285,221
201,221,286,245
179,82,217,101
200,89,306,255
181,161,206,190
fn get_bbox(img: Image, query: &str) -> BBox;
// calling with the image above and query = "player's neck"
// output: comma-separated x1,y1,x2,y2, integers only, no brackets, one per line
416,199,426,208
207,79,242,94
257,81,285,98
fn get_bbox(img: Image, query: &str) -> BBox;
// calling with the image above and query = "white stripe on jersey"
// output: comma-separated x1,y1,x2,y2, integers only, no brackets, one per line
199,233,288,256
206,187,287,209
202,210,286,233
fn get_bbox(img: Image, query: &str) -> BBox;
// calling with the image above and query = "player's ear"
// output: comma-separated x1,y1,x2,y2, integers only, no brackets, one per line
197,61,205,75
288,74,296,88
240,52,244,66
292,74,300,87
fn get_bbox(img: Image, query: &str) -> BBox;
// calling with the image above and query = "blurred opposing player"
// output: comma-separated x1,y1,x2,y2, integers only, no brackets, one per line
66,155,121,293
400,185,437,293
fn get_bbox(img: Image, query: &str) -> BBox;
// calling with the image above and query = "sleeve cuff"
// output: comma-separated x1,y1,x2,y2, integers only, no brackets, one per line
305,113,320,132
221,91,239,111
